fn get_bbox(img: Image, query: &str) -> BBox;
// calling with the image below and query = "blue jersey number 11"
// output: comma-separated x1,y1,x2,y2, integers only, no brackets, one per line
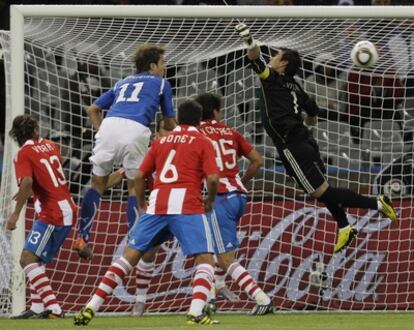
116,82,144,103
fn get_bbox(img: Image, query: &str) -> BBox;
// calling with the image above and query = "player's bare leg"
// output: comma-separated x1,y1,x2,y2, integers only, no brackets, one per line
74,174,109,260
217,251,274,316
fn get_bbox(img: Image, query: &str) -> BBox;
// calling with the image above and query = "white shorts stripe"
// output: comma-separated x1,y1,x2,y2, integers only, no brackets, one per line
211,210,225,254
167,188,186,214
283,148,315,193
35,225,54,257
202,214,214,253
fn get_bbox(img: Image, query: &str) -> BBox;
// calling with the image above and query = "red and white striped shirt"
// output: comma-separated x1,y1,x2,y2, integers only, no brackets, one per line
138,125,219,214
14,138,77,226
199,120,253,194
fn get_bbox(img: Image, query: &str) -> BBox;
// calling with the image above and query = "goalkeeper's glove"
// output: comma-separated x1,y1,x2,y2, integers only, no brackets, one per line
235,23,257,49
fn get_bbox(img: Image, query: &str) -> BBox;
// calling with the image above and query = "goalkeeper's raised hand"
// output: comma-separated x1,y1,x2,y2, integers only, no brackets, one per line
235,23,256,49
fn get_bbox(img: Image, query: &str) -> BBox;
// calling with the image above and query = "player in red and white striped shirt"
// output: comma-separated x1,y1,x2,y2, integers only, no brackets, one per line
74,100,220,326
196,93,274,315
7,115,76,319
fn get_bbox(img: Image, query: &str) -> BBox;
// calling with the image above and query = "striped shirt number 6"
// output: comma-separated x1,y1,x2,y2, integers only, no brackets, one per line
159,149,178,183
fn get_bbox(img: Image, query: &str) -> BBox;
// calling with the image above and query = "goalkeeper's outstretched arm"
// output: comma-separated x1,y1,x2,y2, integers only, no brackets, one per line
235,23,269,79
235,23,260,61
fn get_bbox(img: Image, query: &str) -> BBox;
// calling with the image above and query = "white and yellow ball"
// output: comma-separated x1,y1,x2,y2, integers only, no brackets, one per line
351,40,379,68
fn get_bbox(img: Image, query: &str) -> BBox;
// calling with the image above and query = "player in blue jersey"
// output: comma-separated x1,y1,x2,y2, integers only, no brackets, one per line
73,44,176,259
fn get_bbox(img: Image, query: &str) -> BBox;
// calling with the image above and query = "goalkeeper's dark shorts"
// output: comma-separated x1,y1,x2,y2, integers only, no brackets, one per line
278,137,327,194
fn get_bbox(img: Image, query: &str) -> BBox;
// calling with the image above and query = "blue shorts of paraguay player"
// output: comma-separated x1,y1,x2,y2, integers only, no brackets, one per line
208,192,247,254
24,219,72,263
128,213,214,256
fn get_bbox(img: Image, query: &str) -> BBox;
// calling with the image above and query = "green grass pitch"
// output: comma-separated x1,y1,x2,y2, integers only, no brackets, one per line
1,313,414,330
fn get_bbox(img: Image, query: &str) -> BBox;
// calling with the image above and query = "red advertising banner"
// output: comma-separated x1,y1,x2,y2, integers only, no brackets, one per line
26,199,414,312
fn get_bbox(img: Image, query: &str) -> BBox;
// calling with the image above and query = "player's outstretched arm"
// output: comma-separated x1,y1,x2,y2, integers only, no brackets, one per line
235,23,261,61
6,176,33,230
86,103,103,131
134,170,147,214
204,174,219,212
241,149,264,186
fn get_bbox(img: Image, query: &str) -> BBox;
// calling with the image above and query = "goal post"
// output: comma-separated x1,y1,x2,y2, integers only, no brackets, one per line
2,4,414,316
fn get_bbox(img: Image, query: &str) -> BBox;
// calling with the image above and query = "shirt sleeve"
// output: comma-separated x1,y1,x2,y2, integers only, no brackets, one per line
14,149,33,185
94,88,115,109
234,130,254,157
248,54,272,80
201,139,219,177
138,145,156,176
160,79,175,118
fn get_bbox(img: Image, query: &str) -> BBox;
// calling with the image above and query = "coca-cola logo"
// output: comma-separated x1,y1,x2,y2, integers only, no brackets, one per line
112,204,392,306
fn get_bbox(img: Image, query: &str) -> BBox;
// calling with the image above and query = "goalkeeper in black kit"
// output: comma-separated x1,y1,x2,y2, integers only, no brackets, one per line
235,23,398,253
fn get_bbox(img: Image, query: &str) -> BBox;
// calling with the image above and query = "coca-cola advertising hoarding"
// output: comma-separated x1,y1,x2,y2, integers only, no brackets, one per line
26,199,414,312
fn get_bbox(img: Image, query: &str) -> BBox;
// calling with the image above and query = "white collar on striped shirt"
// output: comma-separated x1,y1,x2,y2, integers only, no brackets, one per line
173,125,199,132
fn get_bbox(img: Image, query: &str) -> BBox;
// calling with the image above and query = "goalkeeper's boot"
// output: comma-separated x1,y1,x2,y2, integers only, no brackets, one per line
250,301,275,316
186,312,220,325
217,286,240,302
73,306,95,326
73,236,93,260
131,301,145,317
334,226,358,253
378,195,398,223
9,309,39,319
37,310,65,319
203,299,217,316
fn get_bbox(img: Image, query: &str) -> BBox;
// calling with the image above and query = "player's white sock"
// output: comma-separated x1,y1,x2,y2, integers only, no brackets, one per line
215,264,226,291
88,257,132,311
227,262,270,305
189,264,214,316
135,259,155,303
24,263,61,315
29,282,44,314
254,291,271,306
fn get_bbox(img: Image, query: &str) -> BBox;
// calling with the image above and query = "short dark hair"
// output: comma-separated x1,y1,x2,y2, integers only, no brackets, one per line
9,114,39,146
177,100,202,127
280,47,301,77
194,93,221,121
132,44,165,73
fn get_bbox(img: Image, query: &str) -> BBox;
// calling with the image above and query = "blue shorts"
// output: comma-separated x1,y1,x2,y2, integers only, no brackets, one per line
24,220,72,263
128,213,214,256
208,192,247,254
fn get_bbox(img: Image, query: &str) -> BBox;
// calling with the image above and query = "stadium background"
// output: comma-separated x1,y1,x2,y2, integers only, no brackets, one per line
1,1,414,326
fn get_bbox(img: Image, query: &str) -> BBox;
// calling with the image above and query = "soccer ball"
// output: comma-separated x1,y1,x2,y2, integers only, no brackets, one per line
351,40,379,68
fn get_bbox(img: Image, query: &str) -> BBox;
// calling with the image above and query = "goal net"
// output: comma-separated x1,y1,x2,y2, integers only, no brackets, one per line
1,5,414,316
